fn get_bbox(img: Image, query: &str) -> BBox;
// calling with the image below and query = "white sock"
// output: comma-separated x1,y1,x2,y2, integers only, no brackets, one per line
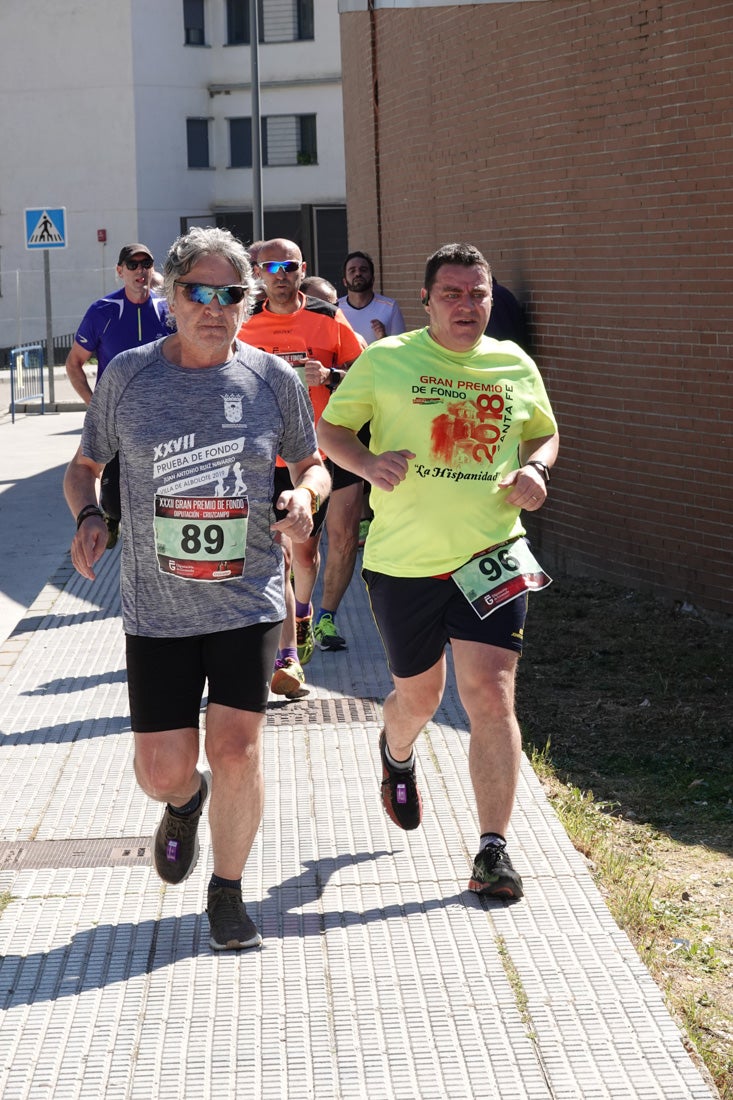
385,743,414,770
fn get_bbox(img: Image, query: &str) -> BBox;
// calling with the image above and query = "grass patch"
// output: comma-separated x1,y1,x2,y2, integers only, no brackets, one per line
519,577,732,1097
496,933,533,1035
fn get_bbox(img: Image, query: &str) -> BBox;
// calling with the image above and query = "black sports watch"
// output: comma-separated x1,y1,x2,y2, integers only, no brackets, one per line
526,460,551,484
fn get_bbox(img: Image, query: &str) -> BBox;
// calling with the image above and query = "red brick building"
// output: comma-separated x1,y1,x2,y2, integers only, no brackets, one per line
338,0,732,615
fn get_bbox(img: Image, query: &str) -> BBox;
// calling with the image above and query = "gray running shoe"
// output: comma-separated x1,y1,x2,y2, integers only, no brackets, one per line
152,770,210,885
207,887,263,951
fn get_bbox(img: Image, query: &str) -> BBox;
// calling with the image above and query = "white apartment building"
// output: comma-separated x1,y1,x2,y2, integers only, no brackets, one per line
0,0,347,352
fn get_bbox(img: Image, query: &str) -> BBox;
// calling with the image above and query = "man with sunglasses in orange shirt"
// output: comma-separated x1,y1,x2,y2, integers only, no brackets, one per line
239,238,363,696
65,244,170,546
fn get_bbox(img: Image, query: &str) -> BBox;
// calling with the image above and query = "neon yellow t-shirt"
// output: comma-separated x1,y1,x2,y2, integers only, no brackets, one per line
322,327,557,577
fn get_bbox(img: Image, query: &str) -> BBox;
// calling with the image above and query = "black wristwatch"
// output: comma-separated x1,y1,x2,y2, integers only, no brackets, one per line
76,504,105,529
526,460,551,484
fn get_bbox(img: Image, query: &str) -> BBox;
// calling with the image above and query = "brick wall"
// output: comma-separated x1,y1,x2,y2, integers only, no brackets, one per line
339,1,733,614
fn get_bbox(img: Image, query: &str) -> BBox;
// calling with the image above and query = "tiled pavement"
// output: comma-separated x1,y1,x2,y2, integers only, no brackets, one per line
0,537,718,1098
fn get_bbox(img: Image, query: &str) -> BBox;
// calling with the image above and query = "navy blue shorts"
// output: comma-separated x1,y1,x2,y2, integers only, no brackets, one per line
126,622,282,732
362,569,527,679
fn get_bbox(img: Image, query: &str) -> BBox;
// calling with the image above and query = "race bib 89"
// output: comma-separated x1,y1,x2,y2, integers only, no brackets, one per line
154,495,248,581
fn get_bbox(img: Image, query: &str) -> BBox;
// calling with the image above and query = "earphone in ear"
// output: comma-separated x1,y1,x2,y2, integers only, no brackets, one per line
421,294,429,306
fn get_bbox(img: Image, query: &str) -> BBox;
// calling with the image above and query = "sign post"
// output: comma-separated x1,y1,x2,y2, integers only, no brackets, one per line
43,250,55,402
25,207,67,404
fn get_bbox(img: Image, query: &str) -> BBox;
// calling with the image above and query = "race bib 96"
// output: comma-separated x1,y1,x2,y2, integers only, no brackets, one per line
452,537,552,618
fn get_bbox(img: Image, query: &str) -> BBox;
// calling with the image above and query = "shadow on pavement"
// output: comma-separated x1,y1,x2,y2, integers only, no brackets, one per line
0,852,487,1008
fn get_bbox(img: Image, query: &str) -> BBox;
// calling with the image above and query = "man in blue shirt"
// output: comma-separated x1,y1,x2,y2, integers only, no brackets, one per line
65,243,170,544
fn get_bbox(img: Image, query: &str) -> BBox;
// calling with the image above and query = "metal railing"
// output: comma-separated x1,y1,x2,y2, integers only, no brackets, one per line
9,344,44,422
1,332,75,371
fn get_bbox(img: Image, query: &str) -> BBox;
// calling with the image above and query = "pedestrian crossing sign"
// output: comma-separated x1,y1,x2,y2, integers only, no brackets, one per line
25,207,67,250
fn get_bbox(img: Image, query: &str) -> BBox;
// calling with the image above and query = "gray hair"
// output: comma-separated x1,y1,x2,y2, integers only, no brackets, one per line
163,226,255,321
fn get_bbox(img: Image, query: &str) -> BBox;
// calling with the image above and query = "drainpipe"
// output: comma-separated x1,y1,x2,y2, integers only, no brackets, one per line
368,1,383,290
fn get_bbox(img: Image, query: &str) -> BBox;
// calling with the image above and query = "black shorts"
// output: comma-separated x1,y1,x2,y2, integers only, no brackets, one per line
331,461,362,491
100,453,121,521
362,569,527,679
330,423,371,491
126,622,282,732
273,466,329,536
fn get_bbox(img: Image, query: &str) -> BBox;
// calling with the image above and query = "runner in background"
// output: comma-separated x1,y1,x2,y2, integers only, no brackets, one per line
239,238,363,691
65,243,170,547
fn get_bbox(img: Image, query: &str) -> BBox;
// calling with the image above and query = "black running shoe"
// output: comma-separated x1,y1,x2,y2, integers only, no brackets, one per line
379,729,423,831
105,516,120,549
468,843,524,899
207,887,262,951
152,770,210,885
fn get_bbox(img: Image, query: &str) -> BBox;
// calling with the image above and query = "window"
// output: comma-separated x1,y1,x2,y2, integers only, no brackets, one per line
263,114,317,166
297,114,317,164
227,0,248,44
229,118,253,168
229,115,317,168
226,0,264,45
183,0,206,45
297,0,314,40
187,118,210,168
229,0,313,44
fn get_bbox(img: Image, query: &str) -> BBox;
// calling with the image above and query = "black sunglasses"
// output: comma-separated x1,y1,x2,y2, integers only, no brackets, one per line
259,260,301,275
123,258,154,271
175,282,248,306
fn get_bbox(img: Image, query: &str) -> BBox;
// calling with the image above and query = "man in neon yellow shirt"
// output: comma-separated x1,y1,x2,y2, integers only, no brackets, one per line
319,242,559,900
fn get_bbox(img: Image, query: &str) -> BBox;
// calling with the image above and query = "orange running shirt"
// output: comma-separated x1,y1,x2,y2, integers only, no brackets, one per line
239,292,363,423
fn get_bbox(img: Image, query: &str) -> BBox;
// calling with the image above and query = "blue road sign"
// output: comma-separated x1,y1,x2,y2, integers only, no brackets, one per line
25,207,67,249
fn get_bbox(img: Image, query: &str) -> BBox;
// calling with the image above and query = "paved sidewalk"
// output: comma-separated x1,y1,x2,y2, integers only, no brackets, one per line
0,415,718,1099
0,407,86,643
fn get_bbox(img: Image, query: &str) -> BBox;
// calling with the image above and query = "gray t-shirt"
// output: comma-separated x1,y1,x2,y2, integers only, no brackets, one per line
82,338,318,637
